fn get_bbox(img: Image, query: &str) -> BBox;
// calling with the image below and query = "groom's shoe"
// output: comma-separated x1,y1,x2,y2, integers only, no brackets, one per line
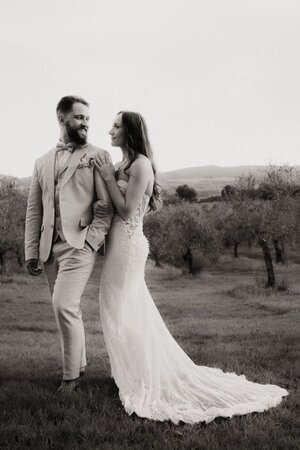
54,378,79,395
54,369,85,394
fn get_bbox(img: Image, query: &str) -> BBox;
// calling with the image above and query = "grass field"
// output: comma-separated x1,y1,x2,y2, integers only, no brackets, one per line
0,249,299,450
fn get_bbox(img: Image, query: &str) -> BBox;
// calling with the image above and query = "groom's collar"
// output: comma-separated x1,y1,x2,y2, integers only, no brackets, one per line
56,139,88,151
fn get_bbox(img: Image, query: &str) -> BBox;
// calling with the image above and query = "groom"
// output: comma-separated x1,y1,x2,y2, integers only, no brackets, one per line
25,96,113,392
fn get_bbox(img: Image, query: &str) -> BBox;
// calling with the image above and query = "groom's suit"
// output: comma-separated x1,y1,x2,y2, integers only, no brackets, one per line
25,142,113,379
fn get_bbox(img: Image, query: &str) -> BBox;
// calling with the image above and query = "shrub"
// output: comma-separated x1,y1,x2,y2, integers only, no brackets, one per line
176,184,197,203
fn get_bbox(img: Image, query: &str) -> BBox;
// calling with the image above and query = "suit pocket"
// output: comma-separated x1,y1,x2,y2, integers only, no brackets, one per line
80,217,92,227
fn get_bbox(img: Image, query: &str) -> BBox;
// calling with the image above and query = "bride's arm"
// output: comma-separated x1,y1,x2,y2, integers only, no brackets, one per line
94,156,151,221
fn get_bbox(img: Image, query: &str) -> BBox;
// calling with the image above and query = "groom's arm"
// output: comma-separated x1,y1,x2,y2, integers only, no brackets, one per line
85,150,114,251
25,160,43,261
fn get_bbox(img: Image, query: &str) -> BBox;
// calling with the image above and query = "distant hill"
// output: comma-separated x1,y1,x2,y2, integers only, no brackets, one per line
159,165,266,181
2,165,299,198
158,165,267,197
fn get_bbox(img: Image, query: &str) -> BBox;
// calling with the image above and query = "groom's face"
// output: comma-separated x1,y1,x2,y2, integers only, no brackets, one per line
63,102,90,145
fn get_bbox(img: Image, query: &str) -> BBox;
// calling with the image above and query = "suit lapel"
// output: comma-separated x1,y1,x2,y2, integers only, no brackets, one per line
58,153,72,177
60,147,87,189
44,148,56,200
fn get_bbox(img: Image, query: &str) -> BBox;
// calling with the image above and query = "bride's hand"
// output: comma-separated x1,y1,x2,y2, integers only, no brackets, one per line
94,153,115,182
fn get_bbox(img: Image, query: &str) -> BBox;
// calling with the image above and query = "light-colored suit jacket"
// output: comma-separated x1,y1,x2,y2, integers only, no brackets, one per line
25,143,114,262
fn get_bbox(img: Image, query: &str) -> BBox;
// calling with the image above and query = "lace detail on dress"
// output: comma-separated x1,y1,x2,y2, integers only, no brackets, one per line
116,180,149,239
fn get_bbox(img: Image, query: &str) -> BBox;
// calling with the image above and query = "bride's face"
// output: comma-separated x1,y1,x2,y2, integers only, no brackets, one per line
109,114,126,147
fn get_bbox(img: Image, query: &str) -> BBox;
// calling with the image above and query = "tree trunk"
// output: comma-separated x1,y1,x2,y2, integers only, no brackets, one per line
281,239,287,265
273,239,283,263
154,254,162,268
234,242,239,258
0,252,7,274
16,251,24,267
182,247,194,274
258,238,276,288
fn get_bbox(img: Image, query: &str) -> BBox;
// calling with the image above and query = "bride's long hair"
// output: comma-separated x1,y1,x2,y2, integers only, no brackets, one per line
119,111,162,211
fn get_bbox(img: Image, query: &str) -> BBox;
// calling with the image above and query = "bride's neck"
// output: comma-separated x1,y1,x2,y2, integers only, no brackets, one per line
120,147,130,163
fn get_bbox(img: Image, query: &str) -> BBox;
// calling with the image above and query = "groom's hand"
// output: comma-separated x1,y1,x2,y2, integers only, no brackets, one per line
93,200,113,218
25,259,43,276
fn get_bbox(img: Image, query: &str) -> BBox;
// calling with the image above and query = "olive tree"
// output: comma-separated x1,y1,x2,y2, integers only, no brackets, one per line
145,204,221,274
144,207,171,267
228,168,299,287
0,177,27,272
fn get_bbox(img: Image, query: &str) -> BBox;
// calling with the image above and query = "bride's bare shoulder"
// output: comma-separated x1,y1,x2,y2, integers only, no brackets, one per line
130,156,152,173
129,158,153,183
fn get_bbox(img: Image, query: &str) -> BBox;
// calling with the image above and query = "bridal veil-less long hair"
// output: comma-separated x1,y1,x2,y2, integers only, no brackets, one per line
118,111,162,211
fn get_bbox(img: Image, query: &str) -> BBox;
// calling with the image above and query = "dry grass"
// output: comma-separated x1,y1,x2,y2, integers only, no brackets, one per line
0,251,299,449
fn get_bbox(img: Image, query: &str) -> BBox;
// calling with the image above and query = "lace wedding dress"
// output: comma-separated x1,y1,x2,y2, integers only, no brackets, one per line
99,180,288,424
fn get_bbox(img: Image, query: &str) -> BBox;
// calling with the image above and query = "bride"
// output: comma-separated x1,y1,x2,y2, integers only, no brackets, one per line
93,111,288,424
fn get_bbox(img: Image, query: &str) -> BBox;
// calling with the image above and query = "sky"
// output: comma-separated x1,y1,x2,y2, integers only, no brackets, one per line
1,0,300,177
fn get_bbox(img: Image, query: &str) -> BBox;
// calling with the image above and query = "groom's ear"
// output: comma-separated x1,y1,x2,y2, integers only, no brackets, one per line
57,113,65,124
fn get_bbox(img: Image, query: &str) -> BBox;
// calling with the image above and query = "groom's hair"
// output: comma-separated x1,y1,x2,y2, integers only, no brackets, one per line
56,96,89,117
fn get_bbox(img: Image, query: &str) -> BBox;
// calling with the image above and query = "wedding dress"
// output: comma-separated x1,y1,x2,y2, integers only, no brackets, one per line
99,180,288,424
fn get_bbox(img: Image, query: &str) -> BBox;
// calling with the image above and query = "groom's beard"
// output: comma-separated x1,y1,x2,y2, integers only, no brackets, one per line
66,122,88,145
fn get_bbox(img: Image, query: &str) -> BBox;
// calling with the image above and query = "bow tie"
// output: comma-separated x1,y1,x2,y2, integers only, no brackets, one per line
56,141,75,153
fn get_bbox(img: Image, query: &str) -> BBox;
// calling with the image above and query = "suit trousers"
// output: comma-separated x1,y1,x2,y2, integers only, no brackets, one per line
44,239,97,380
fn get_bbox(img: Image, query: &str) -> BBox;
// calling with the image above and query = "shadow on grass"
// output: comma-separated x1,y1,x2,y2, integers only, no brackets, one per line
0,373,118,391
6,325,57,333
